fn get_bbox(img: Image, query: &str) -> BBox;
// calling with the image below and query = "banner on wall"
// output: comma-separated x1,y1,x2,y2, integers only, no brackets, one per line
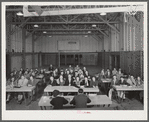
58,40,80,51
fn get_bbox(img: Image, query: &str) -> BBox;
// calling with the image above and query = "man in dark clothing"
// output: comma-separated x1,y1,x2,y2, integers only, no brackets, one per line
70,88,91,108
50,90,68,109
49,64,54,72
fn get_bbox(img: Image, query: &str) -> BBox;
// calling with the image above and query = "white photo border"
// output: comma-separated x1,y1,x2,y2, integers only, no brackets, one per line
2,1,148,120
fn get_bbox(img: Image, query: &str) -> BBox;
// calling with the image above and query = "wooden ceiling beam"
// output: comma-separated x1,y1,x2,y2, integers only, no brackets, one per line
10,21,119,24
96,14,120,33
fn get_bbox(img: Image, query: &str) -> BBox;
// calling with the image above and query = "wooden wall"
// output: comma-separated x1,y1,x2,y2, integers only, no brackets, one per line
98,51,143,78
36,35,102,53
103,12,143,52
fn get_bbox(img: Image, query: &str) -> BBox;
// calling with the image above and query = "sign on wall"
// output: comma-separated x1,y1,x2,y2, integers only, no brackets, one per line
58,40,80,51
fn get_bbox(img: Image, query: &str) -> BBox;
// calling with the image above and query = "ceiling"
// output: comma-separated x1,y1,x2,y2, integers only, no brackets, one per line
6,5,143,39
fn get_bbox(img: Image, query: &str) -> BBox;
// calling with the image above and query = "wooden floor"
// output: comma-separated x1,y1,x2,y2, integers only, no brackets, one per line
6,65,144,110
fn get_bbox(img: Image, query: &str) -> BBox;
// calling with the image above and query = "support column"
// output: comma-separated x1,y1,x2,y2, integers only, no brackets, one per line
22,28,26,69
6,23,12,75
32,34,35,68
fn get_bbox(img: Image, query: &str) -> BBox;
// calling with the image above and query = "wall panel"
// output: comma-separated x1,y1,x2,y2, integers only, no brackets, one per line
34,54,38,68
11,56,22,71
35,35,100,53
25,55,32,69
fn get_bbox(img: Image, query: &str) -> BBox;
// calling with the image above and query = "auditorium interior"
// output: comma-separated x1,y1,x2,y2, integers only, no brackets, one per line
5,4,145,111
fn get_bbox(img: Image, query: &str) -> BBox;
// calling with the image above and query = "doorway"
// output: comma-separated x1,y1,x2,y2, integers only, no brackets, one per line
110,55,120,70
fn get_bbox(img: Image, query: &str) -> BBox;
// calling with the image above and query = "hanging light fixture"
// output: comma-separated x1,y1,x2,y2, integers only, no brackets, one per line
92,24,96,27
100,12,106,16
16,12,23,16
43,31,47,33
88,31,91,33
34,24,39,27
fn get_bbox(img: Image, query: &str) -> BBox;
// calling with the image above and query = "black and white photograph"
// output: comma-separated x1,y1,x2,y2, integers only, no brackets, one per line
1,1,148,120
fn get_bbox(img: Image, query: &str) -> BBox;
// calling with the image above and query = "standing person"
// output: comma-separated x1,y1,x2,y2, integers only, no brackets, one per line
70,88,91,108
50,90,68,109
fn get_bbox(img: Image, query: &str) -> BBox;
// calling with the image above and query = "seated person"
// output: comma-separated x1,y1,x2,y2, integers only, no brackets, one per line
136,76,143,86
90,76,99,88
74,71,79,78
7,72,14,81
74,65,80,71
39,69,45,75
70,88,91,108
80,77,90,87
73,76,81,88
17,75,29,104
82,67,87,75
68,65,73,72
50,90,68,109
105,69,111,78
78,69,83,76
49,64,54,72
27,75,37,99
108,75,119,100
48,76,58,86
116,68,123,81
136,76,144,102
112,68,117,76
127,75,136,86
24,71,30,80
53,68,59,79
6,77,18,103
100,69,106,78
34,69,39,75
84,71,89,77
65,74,74,86
64,70,70,80
69,69,74,76
117,76,130,101
57,75,65,86
60,71,65,78
20,67,25,74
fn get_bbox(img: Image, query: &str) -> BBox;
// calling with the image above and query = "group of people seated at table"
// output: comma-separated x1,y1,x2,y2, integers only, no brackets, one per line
108,75,143,102
45,64,99,88
50,88,91,109
6,64,143,105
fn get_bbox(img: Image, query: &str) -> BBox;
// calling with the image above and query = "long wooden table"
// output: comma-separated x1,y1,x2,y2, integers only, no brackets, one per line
38,95,112,110
44,86,99,95
112,85,144,103
6,86,35,105
113,85,144,91
101,78,111,83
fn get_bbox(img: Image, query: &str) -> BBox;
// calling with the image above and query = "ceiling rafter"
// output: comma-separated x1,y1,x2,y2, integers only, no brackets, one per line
96,14,120,33
11,17,31,35
96,27,109,37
